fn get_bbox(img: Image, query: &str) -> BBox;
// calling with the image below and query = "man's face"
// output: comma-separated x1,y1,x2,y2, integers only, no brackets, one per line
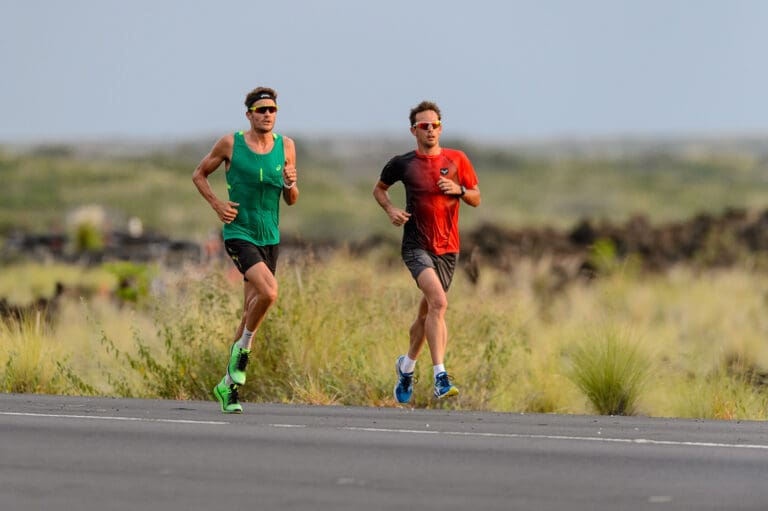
410,110,441,149
246,99,278,132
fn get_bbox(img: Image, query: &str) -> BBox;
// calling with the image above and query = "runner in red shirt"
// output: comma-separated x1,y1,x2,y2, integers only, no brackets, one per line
373,100,480,403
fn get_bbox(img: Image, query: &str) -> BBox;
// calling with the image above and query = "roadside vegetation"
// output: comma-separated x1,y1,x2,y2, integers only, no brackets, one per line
2,253,768,420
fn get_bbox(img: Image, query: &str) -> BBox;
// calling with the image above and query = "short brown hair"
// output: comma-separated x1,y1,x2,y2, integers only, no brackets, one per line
244,87,278,109
409,100,441,126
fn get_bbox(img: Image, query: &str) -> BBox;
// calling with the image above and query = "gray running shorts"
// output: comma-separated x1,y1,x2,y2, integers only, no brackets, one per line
401,246,458,291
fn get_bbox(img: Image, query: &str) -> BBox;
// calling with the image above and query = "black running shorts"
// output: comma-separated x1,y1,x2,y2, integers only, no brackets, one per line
224,238,279,277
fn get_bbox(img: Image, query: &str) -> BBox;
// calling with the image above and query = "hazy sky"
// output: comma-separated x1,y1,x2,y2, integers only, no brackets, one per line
2,0,768,143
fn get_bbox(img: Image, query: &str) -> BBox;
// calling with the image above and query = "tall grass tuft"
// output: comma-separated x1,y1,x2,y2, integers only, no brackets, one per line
569,328,651,415
0,313,73,394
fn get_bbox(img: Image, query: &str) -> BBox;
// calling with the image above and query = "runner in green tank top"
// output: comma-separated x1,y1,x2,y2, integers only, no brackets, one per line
223,130,285,245
192,87,299,413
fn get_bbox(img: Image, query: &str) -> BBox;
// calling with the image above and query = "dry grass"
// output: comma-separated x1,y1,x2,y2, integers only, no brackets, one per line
2,255,768,419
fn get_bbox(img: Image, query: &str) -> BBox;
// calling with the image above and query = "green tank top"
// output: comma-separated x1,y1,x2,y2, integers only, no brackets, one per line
222,131,285,245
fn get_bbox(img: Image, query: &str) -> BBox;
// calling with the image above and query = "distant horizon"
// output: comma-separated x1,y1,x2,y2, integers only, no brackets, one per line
6,128,768,163
5,126,768,146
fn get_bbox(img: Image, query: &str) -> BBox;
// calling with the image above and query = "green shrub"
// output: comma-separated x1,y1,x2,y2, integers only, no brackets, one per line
74,222,104,252
569,329,651,415
103,261,155,304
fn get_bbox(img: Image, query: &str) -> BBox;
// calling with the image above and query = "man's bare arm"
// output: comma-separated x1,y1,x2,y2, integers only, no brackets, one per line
373,181,411,227
192,135,239,224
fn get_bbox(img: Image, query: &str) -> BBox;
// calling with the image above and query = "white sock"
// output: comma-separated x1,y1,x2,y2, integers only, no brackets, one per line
224,374,234,386
433,364,446,378
400,355,417,374
236,328,254,351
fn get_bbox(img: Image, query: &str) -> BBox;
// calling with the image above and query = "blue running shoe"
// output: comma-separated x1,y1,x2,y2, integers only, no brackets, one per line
394,355,414,404
434,371,459,399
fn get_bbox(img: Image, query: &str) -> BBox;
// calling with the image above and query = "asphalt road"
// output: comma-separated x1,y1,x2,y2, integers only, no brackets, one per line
1,393,767,511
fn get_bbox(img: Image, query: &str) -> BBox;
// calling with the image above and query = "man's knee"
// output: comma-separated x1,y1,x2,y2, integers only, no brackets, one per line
244,285,278,312
255,285,278,306
426,293,448,314
262,285,278,304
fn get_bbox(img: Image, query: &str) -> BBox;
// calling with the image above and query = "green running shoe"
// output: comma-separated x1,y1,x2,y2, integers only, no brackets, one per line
227,342,250,386
213,378,243,414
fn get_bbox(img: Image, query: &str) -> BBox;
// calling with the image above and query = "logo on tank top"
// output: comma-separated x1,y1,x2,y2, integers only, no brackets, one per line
276,164,282,172
440,168,449,175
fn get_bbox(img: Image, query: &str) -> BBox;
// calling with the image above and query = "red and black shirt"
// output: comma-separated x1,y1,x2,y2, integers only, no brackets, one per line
380,148,478,255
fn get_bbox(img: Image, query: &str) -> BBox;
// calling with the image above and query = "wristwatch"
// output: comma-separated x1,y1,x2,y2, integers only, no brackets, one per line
459,185,466,197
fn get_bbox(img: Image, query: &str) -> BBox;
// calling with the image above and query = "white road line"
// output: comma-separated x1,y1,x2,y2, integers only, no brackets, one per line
341,426,768,451
5,411,765,451
0,411,228,425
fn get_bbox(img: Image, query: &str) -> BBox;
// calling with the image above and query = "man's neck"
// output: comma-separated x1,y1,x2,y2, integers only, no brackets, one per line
247,128,273,142
244,128,275,154
416,143,441,156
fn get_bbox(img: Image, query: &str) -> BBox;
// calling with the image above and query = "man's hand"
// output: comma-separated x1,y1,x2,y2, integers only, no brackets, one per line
437,176,461,196
283,161,297,187
214,199,239,224
387,207,411,227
